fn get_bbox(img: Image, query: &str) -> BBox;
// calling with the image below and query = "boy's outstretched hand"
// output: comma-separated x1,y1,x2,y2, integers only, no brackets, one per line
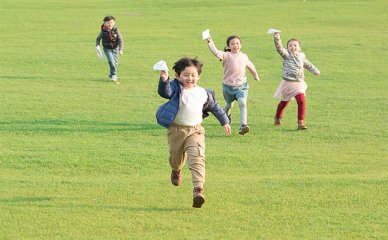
223,124,232,136
160,70,168,81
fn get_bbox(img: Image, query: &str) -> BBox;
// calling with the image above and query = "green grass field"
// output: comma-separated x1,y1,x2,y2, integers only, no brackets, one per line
1,0,387,239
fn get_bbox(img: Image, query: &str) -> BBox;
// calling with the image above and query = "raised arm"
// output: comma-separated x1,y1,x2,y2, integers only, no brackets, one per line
206,37,224,60
157,72,174,99
273,32,289,59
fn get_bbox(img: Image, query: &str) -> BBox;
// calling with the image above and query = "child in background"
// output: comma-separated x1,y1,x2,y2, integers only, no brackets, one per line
206,35,260,135
156,57,231,208
272,32,320,130
96,16,123,81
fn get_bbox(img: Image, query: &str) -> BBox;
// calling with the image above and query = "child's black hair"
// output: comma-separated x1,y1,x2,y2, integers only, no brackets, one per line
173,57,203,75
103,16,115,22
224,35,242,52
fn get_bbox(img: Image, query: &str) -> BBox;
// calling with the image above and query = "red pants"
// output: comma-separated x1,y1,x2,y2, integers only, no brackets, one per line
275,93,306,121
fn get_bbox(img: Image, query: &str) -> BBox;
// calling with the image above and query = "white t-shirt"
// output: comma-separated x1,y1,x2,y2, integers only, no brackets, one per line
174,86,208,126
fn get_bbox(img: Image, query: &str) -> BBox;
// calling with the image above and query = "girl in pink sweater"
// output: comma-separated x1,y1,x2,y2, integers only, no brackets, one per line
206,35,260,135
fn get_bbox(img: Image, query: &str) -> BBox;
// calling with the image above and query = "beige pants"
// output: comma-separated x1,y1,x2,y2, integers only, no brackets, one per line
167,124,205,188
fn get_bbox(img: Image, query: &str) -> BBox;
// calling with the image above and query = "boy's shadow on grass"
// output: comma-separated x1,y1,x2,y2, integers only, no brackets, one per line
0,76,42,80
89,78,118,83
0,196,190,212
0,119,160,133
0,76,121,84
277,129,301,132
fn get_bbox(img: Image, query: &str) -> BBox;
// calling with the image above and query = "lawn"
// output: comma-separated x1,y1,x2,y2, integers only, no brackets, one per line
0,0,387,239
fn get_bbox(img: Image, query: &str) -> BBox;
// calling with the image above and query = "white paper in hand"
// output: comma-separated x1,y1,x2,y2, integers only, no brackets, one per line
202,29,210,40
267,28,282,34
96,46,103,60
153,60,169,72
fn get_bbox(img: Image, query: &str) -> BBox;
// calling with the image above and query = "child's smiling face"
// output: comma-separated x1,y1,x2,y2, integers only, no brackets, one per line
228,38,241,53
176,66,200,89
287,40,301,54
104,19,115,30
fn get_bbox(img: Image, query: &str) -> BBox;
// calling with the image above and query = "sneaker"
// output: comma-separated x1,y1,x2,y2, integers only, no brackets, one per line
192,187,205,208
274,117,282,127
239,124,250,135
110,75,117,81
297,120,307,130
171,170,182,186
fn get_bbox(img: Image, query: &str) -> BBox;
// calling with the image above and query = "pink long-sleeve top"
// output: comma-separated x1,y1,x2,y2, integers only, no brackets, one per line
208,41,259,87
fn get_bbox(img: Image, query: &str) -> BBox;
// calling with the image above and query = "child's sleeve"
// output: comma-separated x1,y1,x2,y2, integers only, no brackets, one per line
158,77,174,99
304,58,320,76
96,31,103,46
274,34,288,59
246,58,260,80
117,29,124,51
204,90,229,126
207,40,224,60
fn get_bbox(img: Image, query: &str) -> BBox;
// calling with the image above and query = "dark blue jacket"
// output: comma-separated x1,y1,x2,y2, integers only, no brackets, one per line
96,25,123,50
156,78,229,128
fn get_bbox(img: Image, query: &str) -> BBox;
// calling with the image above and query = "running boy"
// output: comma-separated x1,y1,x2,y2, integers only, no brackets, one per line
96,16,123,81
156,57,231,208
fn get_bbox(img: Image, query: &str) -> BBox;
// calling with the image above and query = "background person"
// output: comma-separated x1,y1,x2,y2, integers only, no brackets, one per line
96,15,123,81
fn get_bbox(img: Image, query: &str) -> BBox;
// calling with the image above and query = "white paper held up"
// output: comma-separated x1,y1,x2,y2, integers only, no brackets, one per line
202,29,210,40
153,60,169,72
96,46,103,60
267,28,282,34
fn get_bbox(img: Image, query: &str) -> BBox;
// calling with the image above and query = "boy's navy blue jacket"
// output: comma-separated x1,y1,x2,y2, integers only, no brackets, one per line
156,78,229,128
96,25,123,50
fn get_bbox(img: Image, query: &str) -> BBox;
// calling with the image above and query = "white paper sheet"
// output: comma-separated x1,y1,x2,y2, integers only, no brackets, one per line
153,60,169,72
96,45,103,60
267,28,282,34
202,29,210,40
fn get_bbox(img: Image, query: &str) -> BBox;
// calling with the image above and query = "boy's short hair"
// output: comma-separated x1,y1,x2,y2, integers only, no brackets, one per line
103,16,115,22
287,38,301,47
173,57,203,75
